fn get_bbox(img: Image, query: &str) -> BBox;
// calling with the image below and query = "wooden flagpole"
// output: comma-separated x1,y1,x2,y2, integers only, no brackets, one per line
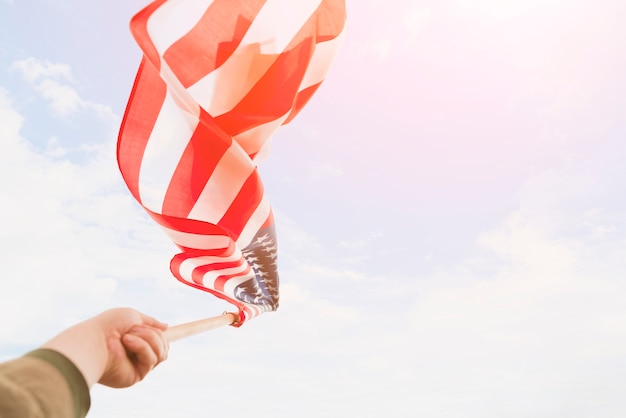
164,312,238,342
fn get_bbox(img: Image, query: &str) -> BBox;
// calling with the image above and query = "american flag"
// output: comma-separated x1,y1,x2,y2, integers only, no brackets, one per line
117,0,346,324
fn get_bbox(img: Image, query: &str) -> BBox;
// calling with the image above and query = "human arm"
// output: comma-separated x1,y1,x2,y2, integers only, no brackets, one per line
0,308,169,418
41,307,169,388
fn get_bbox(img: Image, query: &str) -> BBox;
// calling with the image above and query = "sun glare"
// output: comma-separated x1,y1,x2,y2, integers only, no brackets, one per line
458,0,562,19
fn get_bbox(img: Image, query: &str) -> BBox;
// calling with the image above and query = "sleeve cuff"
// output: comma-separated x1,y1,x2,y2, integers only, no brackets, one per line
25,349,91,418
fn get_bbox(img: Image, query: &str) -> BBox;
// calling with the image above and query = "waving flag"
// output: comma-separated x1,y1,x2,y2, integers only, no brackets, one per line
117,0,346,324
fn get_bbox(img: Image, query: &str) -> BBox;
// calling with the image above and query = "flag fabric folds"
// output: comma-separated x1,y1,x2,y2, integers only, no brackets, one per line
117,0,346,324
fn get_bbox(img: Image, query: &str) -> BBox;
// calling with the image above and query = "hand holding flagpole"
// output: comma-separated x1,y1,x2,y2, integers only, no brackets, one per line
164,312,238,342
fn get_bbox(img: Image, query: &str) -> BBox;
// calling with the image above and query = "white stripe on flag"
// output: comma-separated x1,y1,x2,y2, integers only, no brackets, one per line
138,91,198,212
177,251,245,282
202,266,253,289
242,0,324,54
223,271,257,294
162,227,231,250
232,114,288,159
146,0,217,54
236,193,271,248
188,47,277,117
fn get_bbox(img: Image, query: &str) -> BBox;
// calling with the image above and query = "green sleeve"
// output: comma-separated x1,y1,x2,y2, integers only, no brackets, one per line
0,348,91,418
24,349,91,418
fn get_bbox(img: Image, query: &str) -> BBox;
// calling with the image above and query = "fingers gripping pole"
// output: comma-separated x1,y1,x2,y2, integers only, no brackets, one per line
164,312,238,342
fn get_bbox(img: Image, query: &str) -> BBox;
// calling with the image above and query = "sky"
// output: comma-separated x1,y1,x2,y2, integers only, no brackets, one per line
1,0,626,417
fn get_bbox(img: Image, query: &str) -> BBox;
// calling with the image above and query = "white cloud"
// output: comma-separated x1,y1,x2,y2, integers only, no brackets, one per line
298,262,365,282
0,84,176,349
44,136,68,158
388,157,626,416
0,88,109,343
11,57,115,118
338,229,384,251
11,57,73,84
0,87,23,144
36,78,83,115
413,218,580,335
309,161,344,181
273,208,324,254
280,282,361,322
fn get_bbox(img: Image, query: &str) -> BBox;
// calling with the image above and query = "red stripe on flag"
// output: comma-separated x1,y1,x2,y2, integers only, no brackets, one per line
164,0,267,88
162,110,233,218
117,59,167,202
214,39,314,136
261,209,274,229
191,259,246,282
130,0,168,68
217,170,264,239
213,266,252,292
147,209,226,237
192,261,251,292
